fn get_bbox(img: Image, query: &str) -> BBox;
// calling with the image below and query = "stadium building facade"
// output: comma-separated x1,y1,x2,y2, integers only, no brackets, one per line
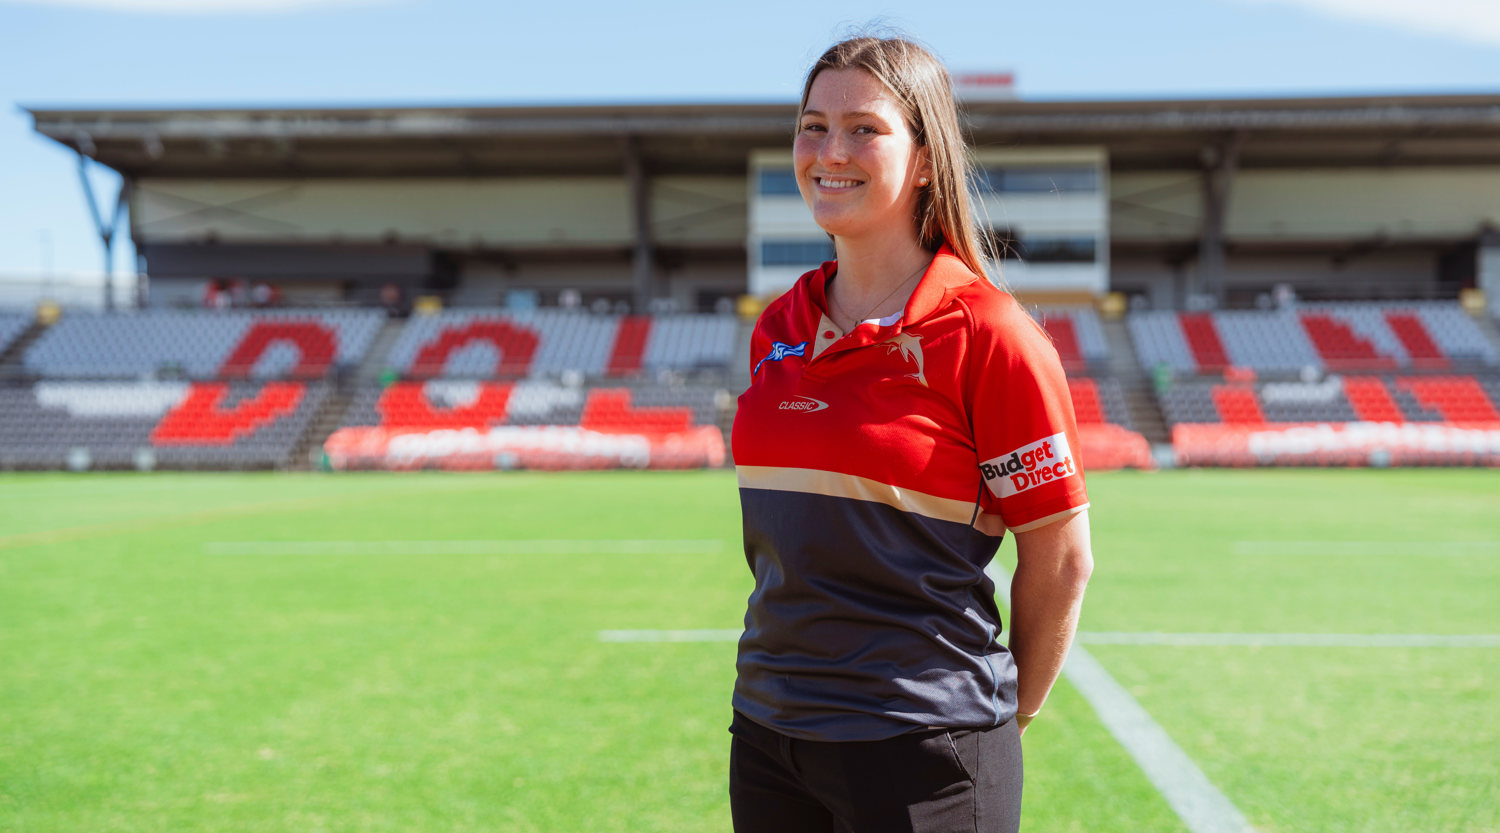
26,92,1500,314
9,93,1500,473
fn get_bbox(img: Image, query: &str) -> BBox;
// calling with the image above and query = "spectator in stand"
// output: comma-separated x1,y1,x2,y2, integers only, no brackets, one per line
251,281,283,308
228,279,250,308
203,278,232,310
380,282,410,318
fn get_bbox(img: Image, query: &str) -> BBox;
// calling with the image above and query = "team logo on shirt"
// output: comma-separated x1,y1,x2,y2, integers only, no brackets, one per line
980,433,1078,498
753,341,808,376
882,332,928,387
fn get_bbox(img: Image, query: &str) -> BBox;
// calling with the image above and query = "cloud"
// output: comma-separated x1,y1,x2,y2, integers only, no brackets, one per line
4,0,394,13
1237,0,1500,46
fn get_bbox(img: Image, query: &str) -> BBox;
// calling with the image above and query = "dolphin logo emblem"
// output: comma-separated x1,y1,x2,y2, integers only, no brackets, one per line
753,340,808,377
884,332,927,387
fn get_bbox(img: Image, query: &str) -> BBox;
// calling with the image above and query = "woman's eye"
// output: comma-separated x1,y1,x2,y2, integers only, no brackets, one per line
800,123,825,133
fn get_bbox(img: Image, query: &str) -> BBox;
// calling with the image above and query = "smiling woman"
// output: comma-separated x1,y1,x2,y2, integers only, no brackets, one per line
728,35,1095,833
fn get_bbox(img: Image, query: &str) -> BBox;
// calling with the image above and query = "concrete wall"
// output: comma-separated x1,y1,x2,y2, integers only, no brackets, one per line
1113,168,1500,243
133,176,746,248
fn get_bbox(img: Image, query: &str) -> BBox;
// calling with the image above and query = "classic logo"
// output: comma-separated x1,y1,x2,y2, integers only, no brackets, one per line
753,340,808,377
980,433,1078,498
778,396,829,413
883,332,927,387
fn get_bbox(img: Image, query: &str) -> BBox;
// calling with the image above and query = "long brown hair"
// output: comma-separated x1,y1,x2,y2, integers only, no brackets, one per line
799,36,990,278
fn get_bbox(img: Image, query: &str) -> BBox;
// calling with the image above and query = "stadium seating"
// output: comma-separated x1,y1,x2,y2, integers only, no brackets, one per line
1035,307,1109,370
0,308,386,470
22,310,384,379
1128,302,1497,374
6,293,1490,471
1159,374,1500,426
382,309,737,379
339,380,720,433
0,380,327,469
1068,376,1134,429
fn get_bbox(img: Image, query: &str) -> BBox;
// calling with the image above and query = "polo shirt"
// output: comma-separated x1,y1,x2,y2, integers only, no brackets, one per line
731,246,1090,742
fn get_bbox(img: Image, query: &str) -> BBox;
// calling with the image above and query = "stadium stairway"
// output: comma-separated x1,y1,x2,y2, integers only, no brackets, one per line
285,316,409,468
357,318,410,382
0,318,50,380
1101,317,1169,444
1474,314,1500,360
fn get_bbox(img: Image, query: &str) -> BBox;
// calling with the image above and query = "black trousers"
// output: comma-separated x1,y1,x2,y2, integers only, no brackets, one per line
728,711,1023,833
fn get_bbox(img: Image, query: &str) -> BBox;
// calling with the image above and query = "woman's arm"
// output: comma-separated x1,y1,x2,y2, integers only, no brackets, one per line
1008,508,1093,735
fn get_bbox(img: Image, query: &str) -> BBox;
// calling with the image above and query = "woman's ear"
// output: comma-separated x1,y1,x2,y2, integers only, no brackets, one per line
915,147,934,188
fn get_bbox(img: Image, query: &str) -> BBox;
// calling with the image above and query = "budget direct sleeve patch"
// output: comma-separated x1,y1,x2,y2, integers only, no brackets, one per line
981,432,1078,498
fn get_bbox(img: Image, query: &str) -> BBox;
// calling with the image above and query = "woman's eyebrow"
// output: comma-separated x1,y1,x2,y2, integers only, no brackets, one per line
800,108,887,122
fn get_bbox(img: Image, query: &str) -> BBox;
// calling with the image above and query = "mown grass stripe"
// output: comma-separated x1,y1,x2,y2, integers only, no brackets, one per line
599,629,741,643
1232,540,1498,557
593,630,1500,648
204,539,725,555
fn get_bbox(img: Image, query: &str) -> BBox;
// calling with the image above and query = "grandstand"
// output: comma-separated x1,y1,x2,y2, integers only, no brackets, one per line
7,297,1489,471
6,92,1500,471
0,305,741,471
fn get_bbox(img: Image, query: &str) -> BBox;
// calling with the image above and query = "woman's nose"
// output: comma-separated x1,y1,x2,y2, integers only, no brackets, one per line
819,131,850,165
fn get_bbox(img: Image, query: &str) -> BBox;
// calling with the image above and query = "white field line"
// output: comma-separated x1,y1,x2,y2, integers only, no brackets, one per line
987,563,1258,833
204,539,724,556
1079,632,1500,647
1233,540,1498,557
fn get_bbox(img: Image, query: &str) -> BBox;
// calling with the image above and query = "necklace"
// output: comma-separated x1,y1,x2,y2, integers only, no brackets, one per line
829,259,928,333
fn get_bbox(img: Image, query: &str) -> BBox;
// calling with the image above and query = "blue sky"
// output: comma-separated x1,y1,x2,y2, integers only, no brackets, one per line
1,0,1498,284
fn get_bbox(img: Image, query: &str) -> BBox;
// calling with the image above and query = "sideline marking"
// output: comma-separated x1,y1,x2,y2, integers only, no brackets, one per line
988,563,1257,833
206,539,724,556
0,491,417,552
1079,632,1500,648
1232,540,1497,557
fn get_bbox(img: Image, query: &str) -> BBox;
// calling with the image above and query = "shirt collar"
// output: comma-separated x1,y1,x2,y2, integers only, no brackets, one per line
807,243,983,331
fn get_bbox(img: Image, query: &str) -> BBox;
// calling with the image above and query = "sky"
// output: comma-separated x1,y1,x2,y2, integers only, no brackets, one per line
1,0,1498,293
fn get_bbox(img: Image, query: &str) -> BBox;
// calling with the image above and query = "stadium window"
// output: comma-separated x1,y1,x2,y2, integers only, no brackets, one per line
761,239,835,267
1019,236,1097,264
758,169,802,196
978,165,1099,194
988,229,1096,264
986,227,1020,261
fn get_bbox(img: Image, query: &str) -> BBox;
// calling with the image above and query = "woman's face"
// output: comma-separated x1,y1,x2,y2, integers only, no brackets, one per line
794,68,930,247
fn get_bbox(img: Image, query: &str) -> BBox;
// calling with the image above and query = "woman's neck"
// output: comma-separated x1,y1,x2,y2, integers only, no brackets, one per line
829,234,933,326
833,234,931,295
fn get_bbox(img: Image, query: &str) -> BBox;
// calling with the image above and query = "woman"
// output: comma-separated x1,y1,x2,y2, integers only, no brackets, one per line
730,36,1094,833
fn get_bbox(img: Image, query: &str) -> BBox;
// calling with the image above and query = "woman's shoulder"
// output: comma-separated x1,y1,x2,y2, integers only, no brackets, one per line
941,277,1057,364
949,276,1036,331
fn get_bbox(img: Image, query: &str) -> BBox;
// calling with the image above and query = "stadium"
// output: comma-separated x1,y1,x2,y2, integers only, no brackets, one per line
3,81,1498,832
8,89,1500,472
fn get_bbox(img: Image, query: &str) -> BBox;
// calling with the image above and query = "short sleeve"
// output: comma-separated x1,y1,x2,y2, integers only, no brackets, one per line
967,295,1089,533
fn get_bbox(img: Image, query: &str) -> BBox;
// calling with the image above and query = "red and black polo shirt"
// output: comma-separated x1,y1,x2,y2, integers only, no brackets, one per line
731,246,1089,741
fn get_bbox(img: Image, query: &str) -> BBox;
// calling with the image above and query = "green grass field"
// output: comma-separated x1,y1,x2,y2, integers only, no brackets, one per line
1,469,1496,832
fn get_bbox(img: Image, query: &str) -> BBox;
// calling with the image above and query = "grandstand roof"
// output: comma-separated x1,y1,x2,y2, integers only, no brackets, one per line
26,92,1500,177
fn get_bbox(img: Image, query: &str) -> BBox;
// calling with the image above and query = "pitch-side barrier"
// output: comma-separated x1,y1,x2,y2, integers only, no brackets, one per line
1173,421,1500,467
323,424,725,471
